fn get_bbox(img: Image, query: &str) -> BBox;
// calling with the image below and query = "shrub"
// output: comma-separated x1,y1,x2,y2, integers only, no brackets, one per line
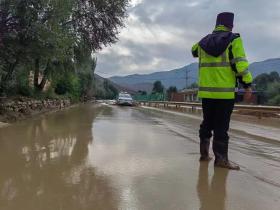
267,82,280,105
54,73,81,102
268,95,280,106
16,68,33,97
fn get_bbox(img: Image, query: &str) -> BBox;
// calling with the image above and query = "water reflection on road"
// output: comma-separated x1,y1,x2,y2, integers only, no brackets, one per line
0,105,117,210
197,162,228,210
0,104,279,210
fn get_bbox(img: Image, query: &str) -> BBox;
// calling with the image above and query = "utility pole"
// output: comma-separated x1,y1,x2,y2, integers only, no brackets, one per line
186,69,192,89
186,69,188,89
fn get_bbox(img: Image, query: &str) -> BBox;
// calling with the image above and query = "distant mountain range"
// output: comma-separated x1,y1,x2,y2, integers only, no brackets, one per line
94,74,137,94
109,58,280,92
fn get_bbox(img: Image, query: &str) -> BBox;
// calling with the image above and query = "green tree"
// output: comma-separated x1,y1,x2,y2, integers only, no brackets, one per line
152,81,164,93
0,0,129,96
254,71,280,91
103,79,118,99
267,82,280,105
253,71,280,104
166,86,177,101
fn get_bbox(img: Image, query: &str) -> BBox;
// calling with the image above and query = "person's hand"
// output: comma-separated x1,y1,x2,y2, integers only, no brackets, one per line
243,87,253,103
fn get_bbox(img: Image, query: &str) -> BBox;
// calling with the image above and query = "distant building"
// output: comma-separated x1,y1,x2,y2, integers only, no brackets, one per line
170,88,199,102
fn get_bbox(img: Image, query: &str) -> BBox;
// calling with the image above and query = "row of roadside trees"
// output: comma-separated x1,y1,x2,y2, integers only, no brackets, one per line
0,0,129,101
136,81,178,101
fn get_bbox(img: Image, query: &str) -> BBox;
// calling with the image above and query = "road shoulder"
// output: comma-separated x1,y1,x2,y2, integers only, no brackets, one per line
140,106,280,142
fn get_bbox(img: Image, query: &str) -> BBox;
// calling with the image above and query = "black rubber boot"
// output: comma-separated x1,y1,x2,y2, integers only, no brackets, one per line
214,159,240,170
199,139,212,161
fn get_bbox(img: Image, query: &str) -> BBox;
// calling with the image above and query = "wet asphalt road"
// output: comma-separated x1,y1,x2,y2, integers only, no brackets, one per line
0,104,279,210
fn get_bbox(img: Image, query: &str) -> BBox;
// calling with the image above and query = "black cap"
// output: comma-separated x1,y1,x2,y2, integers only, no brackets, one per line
216,12,234,29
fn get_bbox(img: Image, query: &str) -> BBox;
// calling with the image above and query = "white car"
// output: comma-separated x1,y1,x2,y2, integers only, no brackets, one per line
117,93,134,106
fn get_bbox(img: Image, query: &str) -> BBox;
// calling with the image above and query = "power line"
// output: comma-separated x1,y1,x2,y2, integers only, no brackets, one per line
186,69,194,88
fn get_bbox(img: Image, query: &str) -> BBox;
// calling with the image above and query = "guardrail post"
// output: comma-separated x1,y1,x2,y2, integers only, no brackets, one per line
258,112,262,119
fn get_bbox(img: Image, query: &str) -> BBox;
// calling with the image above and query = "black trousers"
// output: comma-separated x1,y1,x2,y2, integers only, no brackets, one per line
199,98,235,161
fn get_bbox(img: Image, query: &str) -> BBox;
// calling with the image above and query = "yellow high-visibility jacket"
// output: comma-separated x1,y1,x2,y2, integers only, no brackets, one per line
192,25,253,99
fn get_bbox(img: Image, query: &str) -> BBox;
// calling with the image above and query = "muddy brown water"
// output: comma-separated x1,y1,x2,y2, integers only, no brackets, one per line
0,104,279,210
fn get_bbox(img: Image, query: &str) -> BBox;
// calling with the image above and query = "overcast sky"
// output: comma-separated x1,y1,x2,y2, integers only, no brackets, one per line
95,0,280,78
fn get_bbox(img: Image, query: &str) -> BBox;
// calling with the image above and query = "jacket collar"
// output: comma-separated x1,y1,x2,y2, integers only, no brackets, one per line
213,25,231,32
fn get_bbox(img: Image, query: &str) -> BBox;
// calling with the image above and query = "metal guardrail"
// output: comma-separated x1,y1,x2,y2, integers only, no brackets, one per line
137,101,280,113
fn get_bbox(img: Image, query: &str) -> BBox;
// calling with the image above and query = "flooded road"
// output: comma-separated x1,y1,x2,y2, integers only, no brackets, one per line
0,104,279,210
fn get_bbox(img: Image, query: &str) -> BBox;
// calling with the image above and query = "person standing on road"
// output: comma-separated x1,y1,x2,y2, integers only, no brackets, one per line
191,12,253,170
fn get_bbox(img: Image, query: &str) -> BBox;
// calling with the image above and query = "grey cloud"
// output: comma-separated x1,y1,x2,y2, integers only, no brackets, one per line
96,0,280,77
96,40,188,76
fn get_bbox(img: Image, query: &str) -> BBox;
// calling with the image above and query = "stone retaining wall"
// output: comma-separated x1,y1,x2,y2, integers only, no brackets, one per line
0,99,71,114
